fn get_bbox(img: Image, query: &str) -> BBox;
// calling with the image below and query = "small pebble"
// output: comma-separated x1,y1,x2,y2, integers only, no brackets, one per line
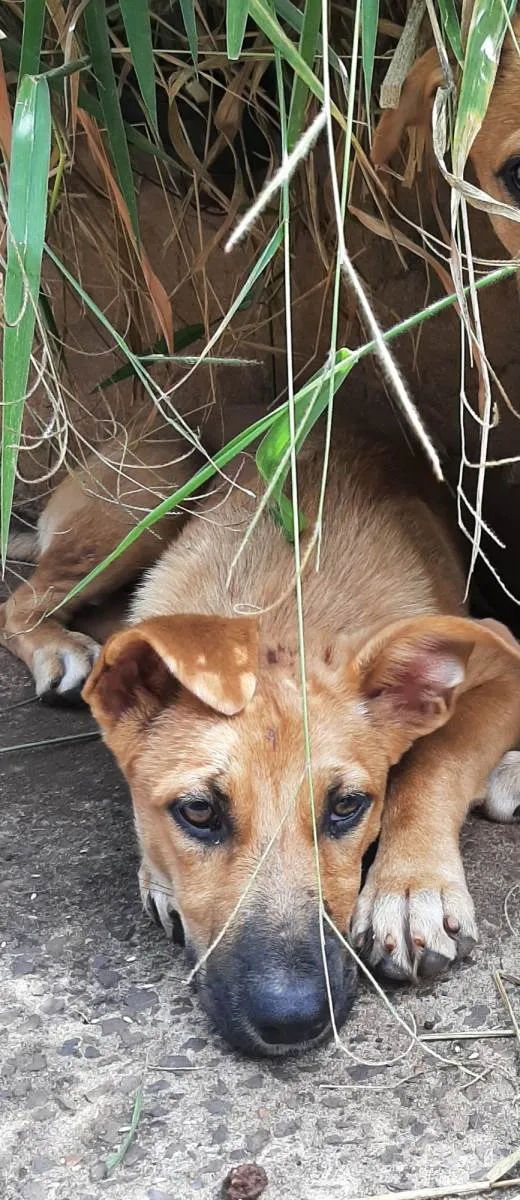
221,1163,268,1200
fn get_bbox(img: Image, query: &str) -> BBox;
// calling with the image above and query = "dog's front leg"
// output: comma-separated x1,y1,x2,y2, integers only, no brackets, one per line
352,674,520,982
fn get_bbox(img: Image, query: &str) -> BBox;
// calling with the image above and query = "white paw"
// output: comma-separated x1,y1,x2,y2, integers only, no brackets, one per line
33,633,100,702
352,866,478,981
480,751,520,824
139,862,181,941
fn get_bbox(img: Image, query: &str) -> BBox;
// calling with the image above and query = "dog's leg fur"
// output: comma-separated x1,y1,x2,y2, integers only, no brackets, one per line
0,433,200,700
353,669,520,979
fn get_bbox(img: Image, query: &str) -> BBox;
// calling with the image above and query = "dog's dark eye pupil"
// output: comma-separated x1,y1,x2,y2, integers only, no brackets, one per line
500,156,520,201
326,790,371,837
180,799,218,828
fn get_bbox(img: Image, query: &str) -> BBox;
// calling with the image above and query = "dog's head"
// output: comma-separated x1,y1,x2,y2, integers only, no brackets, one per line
372,19,520,257
84,611,505,1055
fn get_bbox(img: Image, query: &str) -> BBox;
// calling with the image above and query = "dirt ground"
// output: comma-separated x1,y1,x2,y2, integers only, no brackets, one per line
1,639,519,1200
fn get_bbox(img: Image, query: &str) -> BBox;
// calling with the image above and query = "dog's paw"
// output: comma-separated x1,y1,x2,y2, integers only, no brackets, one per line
34,632,100,704
352,866,478,982
480,751,520,824
139,863,183,944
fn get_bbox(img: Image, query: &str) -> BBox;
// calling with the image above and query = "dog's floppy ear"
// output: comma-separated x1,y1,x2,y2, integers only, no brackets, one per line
82,614,259,730
350,614,520,757
371,47,446,168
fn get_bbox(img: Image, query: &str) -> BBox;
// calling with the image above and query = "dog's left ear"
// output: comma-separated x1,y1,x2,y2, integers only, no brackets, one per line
371,47,446,169
350,615,520,754
82,614,259,731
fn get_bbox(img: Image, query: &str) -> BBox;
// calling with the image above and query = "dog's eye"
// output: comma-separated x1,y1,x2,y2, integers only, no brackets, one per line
498,156,520,203
171,795,225,844
325,790,372,837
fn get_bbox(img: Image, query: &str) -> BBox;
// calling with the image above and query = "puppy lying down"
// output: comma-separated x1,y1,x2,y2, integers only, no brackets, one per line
3,423,520,1055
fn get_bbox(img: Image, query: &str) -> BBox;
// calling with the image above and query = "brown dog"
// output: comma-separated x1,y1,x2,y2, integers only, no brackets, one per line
372,15,520,257
2,420,520,1055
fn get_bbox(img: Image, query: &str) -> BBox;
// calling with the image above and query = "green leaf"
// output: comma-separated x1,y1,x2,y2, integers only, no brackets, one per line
105,1090,143,1177
437,0,463,67
19,0,45,77
227,0,250,60
274,0,343,77
119,0,158,132
453,0,517,177
2,75,51,567
256,350,357,538
249,0,344,125
361,0,379,123
83,0,139,239
179,0,198,67
286,0,322,151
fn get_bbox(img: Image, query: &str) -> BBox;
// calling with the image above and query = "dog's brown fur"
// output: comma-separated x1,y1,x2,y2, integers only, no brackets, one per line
3,419,520,1054
372,16,520,257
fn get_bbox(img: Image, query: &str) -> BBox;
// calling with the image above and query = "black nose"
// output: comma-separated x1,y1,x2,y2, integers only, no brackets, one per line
247,967,331,1046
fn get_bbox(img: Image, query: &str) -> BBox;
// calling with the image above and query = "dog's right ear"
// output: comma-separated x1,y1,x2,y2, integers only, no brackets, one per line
82,614,259,732
371,47,446,168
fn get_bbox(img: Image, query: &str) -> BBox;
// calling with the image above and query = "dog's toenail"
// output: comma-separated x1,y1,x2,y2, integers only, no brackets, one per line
455,934,476,958
384,935,396,951
444,916,460,934
412,934,425,948
419,950,452,980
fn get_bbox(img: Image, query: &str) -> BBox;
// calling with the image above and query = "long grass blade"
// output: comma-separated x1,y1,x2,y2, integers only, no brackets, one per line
83,0,139,239
361,0,379,126
452,0,517,177
19,0,45,77
249,0,344,125
275,0,343,76
1,75,51,568
179,0,198,66
95,325,206,392
436,0,463,66
119,0,158,132
286,0,322,151
227,0,250,61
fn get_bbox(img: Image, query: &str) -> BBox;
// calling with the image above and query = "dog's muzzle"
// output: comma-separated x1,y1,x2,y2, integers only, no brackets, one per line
191,916,357,1057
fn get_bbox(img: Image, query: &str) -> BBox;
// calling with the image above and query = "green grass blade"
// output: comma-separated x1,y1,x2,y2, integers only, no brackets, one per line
19,0,45,77
2,75,51,567
83,0,139,239
453,0,517,177
94,324,206,391
256,351,357,537
179,0,198,66
249,0,338,118
227,0,250,60
105,1090,143,1177
436,0,463,67
275,0,343,76
286,0,322,151
119,0,158,133
361,0,379,125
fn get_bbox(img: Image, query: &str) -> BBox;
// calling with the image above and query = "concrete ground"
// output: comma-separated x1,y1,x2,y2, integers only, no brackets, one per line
1,648,519,1200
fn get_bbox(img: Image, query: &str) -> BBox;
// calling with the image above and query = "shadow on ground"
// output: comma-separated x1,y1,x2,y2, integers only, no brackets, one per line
1,650,519,1200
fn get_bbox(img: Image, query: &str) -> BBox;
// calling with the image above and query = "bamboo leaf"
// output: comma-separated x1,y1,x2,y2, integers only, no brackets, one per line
83,0,139,239
361,0,379,122
275,0,343,76
2,75,51,566
179,0,198,66
287,0,322,151
227,0,250,60
453,0,517,177
119,0,158,132
437,0,463,67
19,0,45,77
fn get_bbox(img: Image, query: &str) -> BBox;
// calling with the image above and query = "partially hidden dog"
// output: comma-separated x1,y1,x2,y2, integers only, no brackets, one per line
2,420,520,1056
372,13,520,257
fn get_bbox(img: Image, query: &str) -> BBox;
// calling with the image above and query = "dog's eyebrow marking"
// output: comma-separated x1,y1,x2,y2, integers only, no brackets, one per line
324,645,333,665
266,648,278,665
266,727,277,748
